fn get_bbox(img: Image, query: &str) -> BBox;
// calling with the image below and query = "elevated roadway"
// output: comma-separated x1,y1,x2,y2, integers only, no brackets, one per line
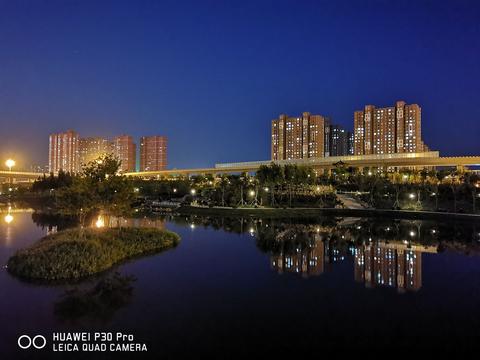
2,152,480,181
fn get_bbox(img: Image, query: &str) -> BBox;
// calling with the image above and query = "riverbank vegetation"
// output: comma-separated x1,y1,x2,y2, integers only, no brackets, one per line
7,227,180,281
15,159,480,215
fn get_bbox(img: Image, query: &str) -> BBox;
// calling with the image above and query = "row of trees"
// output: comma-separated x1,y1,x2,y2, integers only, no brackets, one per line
53,155,134,225
31,170,74,192
326,166,479,212
30,160,480,213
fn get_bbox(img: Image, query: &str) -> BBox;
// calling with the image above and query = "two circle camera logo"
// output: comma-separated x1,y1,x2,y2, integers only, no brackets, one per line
18,335,47,350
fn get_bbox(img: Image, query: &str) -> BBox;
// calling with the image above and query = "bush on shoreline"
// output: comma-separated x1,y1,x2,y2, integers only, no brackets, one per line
7,227,180,281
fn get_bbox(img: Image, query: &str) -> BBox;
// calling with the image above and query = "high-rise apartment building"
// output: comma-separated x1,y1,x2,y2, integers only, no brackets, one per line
49,130,80,174
324,117,332,157
140,136,167,171
328,125,352,157
79,137,112,167
113,135,136,172
348,132,354,155
271,112,326,160
354,101,427,155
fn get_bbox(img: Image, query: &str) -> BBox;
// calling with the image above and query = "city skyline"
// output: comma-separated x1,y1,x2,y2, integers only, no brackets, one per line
2,1,480,355
1,1,480,170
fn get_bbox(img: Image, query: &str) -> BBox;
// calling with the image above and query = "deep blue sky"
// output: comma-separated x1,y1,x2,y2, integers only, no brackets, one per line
1,0,479,169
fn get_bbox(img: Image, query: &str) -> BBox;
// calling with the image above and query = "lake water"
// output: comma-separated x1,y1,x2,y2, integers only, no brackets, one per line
1,210,480,357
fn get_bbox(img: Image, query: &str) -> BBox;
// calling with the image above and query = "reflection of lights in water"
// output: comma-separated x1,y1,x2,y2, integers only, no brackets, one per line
95,216,105,228
4,214,13,224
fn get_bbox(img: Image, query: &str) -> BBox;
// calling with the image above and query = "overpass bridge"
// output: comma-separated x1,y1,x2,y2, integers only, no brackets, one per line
0,170,47,183
2,152,480,183
126,151,480,178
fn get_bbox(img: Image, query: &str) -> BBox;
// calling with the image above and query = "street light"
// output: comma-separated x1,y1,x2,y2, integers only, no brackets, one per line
5,159,15,171
409,193,415,199
95,215,105,228
190,189,196,195
249,190,255,197
5,159,15,186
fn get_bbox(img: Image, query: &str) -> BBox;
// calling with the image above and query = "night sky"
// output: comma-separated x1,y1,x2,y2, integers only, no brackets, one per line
1,0,479,170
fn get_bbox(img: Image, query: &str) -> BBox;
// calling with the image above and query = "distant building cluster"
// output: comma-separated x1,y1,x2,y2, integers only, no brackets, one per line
271,112,352,161
48,131,167,174
354,101,428,155
271,100,429,160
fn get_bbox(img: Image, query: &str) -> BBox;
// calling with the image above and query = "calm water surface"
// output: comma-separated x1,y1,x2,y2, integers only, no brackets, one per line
1,210,480,357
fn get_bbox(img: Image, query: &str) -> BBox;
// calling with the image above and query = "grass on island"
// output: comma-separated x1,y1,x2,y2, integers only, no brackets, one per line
7,227,180,281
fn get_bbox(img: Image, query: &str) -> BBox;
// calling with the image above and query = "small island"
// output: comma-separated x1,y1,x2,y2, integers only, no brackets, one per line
7,155,181,281
8,227,180,281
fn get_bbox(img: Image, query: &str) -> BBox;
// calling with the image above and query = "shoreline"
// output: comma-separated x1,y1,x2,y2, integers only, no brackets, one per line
177,205,480,222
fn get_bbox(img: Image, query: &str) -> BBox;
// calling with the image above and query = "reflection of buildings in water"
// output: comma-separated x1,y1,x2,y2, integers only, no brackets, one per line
271,234,326,278
354,242,437,292
269,229,437,291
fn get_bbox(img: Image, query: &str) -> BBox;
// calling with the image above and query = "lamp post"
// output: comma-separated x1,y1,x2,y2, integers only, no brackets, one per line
190,189,196,206
248,189,257,206
5,159,15,186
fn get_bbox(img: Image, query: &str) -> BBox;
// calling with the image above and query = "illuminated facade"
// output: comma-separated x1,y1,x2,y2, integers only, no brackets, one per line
348,131,354,155
328,125,352,156
113,135,136,172
271,112,326,160
354,101,427,155
140,136,167,171
48,130,80,174
79,137,112,167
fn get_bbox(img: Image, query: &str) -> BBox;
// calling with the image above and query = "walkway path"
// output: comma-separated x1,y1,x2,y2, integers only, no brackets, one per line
336,193,367,210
